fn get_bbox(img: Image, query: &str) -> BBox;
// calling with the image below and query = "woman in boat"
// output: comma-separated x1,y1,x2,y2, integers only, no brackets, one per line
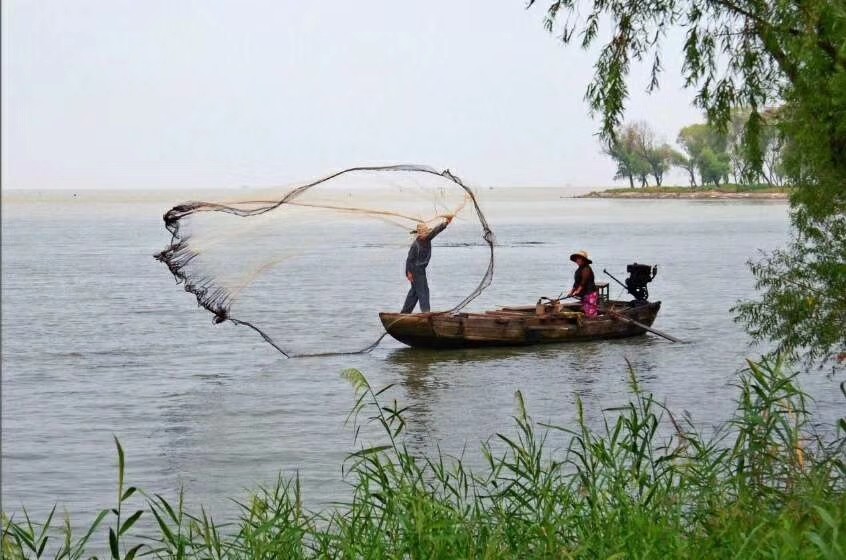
566,250,599,317
401,215,453,313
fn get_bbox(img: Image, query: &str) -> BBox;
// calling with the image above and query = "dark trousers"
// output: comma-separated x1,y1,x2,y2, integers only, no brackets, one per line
401,271,430,313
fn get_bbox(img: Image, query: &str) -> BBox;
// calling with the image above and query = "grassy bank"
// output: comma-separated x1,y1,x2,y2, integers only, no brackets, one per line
3,359,845,559
582,184,790,199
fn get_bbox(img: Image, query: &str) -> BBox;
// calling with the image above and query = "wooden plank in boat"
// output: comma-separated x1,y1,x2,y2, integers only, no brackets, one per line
547,311,585,320
462,324,525,340
483,311,531,319
526,324,577,331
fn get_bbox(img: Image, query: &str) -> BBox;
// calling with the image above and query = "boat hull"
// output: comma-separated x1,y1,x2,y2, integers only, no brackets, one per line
379,301,661,349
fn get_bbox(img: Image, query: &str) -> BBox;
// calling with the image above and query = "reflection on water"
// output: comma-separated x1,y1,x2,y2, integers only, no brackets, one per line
383,336,659,455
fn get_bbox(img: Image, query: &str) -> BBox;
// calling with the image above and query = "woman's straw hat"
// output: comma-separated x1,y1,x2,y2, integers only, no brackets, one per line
569,250,592,264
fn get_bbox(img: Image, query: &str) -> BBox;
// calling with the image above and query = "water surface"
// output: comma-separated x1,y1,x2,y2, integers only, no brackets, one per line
2,190,840,525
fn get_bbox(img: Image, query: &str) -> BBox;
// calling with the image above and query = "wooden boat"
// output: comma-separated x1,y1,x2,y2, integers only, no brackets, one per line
379,299,662,349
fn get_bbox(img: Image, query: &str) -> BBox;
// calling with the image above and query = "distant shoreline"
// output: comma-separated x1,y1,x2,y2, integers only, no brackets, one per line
1,185,790,205
1,185,593,205
577,188,789,200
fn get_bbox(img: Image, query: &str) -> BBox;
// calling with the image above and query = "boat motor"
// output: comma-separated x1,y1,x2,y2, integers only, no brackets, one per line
603,263,658,302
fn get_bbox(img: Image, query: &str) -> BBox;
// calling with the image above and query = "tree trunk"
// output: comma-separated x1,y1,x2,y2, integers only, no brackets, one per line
686,167,697,188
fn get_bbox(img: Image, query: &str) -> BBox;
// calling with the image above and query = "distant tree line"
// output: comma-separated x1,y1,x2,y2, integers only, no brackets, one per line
603,110,786,188
533,0,845,369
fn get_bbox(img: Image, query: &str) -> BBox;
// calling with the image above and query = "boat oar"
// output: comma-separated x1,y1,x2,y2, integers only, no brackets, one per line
607,309,684,343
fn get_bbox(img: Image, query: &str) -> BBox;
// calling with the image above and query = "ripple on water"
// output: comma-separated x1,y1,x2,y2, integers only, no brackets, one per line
3,198,841,528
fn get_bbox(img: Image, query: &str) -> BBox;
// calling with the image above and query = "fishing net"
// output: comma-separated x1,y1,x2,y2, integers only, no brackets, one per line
155,165,495,357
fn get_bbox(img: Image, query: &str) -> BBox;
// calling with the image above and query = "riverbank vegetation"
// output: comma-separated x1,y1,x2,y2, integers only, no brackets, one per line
582,183,789,198
4,2,844,558
600,116,788,191
531,0,845,370
3,363,844,559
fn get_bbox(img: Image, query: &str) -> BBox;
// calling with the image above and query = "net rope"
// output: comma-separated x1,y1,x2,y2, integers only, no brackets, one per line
155,165,495,357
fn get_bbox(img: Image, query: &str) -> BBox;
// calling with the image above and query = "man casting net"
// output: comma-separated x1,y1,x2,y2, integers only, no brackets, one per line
155,165,495,357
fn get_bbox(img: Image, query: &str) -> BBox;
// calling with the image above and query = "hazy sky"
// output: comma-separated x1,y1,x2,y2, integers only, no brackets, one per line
2,1,703,190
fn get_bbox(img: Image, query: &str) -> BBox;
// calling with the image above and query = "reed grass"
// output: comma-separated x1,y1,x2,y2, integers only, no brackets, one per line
3,357,845,559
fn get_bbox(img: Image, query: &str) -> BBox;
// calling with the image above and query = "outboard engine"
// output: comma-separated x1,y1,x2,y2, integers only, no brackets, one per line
624,263,657,301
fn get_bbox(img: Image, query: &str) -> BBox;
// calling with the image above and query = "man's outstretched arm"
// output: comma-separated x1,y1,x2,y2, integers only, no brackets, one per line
427,215,453,241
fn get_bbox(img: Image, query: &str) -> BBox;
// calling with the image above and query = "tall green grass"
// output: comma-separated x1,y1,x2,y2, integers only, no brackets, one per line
3,357,845,558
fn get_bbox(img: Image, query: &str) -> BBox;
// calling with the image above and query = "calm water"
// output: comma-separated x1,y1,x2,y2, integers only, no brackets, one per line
2,191,842,526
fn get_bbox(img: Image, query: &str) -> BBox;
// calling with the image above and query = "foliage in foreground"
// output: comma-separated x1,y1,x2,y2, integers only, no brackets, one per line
530,0,846,369
3,359,846,559
734,214,846,369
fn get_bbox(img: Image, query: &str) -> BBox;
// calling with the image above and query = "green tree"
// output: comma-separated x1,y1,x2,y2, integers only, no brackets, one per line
672,150,698,188
649,144,680,186
677,124,708,187
531,0,846,367
699,147,731,186
603,123,652,188
727,109,757,184
677,123,730,187
631,121,677,186
603,137,636,188
604,121,677,187
735,218,846,367
728,108,787,186
759,124,786,188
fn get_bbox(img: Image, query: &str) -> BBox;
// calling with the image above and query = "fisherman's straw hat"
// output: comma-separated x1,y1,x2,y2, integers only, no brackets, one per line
410,222,431,236
569,250,592,264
